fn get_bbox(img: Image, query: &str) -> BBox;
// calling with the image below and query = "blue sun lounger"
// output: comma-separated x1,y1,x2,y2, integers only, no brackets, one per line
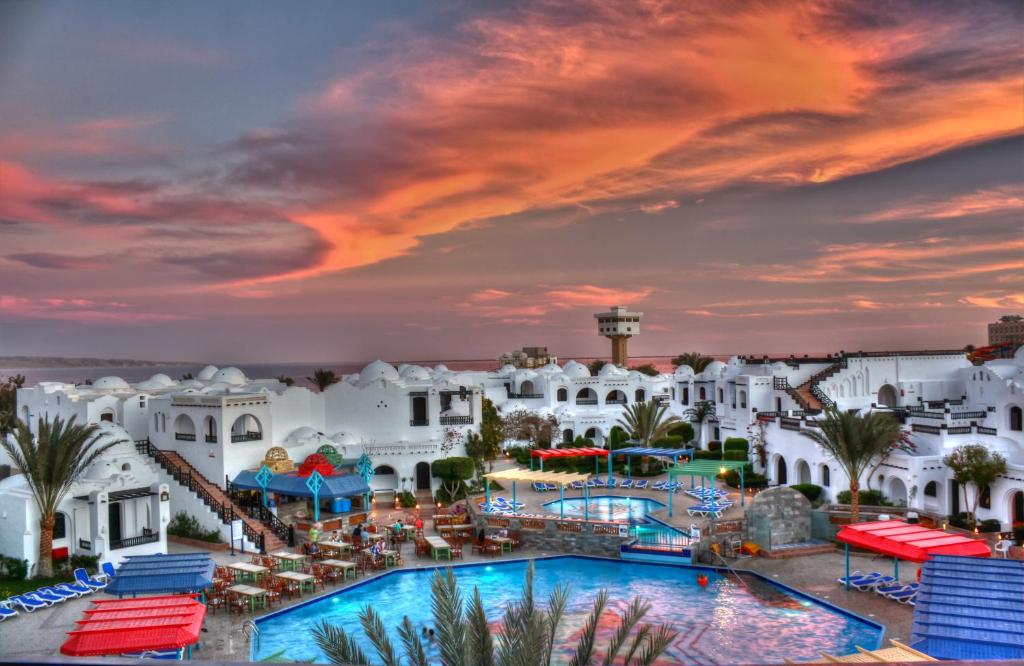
570,480,585,490
633,479,649,490
27,589,67,604
7,595,50,612
619,478,634,489
75,567,107,591
56,581,92,597
885,586,918,604
0,603,17,621
37,586,77,601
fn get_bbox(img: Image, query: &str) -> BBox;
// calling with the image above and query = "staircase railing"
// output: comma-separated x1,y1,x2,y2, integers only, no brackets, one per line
811,384,835,411
228,486,295,547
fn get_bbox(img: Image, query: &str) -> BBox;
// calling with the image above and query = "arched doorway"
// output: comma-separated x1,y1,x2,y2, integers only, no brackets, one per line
519,380,535,395
415,462,431,491
877,384,898,408
373,465,397,491
584,427,599,439
1012,490,1024,526
576,388,597,404
562,429,574,443
795,460,811,485
634,389,646,403
174,414,196,441
605,390,626,405
556,387,568,402
230,414,263,442
100,409,115,423
775,455,787,485
888,477,908,506
20,405,30,426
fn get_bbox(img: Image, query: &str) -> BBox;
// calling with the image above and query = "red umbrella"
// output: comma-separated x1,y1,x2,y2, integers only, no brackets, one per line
61,594,206,657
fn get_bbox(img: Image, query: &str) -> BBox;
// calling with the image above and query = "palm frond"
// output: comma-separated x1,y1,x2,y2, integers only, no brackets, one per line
622,624,651,665
431,568,467,666
397,616,430,666
465,587,495,666
312,619,372,666
543,583,570,664
631,624,677,666
359,605,401,666
569,589,608,666
601,596,650,665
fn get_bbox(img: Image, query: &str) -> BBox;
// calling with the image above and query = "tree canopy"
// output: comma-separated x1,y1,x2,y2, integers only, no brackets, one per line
307,368,341,392
671,352,714,372
629,363,660,376
0,373,25,437
943,444,1008,525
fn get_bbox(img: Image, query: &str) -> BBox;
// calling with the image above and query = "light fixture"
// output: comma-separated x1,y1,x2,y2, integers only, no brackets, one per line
160,491,170,502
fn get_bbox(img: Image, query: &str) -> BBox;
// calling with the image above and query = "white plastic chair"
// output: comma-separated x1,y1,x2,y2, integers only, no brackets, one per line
994,540,1012,558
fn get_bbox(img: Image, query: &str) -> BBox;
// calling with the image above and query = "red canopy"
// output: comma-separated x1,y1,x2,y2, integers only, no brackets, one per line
836,520,992,563
61,594,206,656
531,447,609,458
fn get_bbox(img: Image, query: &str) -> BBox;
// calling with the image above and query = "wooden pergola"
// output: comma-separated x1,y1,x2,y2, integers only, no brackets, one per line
483,468,591,519
665,459,748,520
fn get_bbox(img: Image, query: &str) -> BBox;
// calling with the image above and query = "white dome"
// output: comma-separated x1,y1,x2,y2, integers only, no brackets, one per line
986,361,1019,380
330,431,358,446
674,365,694,379
211,367,247,386
357,360,400,387
1014,345,1024,365
148,373,175,387
628,370,644,380
700,361,727,378
771,361,789,373
433,364,449,373
92,376,130,390
287,426,319,444
599,363,627,377
196,365,219,381
396,364,411,374
400,365,431,380
498,364,517,375
538,362,562,375
562,361,591,379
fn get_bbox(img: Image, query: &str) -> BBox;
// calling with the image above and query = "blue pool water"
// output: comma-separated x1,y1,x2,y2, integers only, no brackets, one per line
543,494,664,522
253,556,883,665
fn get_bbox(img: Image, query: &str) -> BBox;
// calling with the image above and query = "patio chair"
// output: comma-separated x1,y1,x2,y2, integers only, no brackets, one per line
55,581,92,597
6,595,50,612
37,586,77,601
27,589,67,605
74,567,107,591
650,481,666,491
605,478,617,489
884,586,919,604
633,480,649,490
532,482,546,492
229,594,249,615
619,479,634,489
570,480,585,490
99,561,117,582
206,593,226,615
0,602,18,622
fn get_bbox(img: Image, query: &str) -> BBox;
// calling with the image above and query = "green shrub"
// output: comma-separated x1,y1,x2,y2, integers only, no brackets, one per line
835,489,890,506
667,422,694,442
723,437,749,452
723,470,765,488
398,490,417,508
693,450,720,461
722,450,747,462
61,554,99,575
978,519,1002,533
708,441,721,452
790,483,823,502
0,556,28,580
167,511,223,543
653,435,686,448
948,512,971,530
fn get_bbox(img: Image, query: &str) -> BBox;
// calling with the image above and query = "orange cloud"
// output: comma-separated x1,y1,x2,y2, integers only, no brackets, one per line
860,185,1024,222
459,284,653,320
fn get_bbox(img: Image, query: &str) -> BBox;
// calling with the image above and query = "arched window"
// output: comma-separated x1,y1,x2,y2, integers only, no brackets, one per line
820,465,830,487
635,389,645,403
174,414,196,441
562,429,573,443
605,390,626,404
1010,405,1023,432
576,388,597,404
924,481,937,497
682,387,689,404
203,415,218,443
717,388,724,403
979,485,991,509
556,387,568,402
699,387,706,401
230,414,263,442
738,390,747,409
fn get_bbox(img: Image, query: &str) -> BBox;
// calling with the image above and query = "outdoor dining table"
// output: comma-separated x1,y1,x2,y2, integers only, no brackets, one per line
228,562,269,583
321,558,358,580
319,541,353,557
227,584,268,612
425,536,452,561
490,536,514,554
270,551,307,571
363,548,400,566
274,570,316,595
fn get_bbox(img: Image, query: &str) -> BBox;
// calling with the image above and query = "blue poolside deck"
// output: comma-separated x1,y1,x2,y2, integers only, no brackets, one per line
910,554,1024,660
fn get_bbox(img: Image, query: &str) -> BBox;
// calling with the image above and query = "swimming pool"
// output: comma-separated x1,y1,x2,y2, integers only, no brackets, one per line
252,556,883,664
543,494,665,522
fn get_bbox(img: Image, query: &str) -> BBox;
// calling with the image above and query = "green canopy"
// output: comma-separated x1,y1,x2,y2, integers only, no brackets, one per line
664,458,748,520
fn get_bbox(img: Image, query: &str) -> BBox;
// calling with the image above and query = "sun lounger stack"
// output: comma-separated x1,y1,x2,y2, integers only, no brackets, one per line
478,497,526,513
875,581,920,605
619,478,634,489
632,479,649,490
532,482,559,492
836,571,898,591
1,565,108,619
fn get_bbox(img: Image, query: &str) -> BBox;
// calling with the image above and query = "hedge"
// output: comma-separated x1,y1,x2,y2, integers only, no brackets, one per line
693,450,720,461
723,437,749,452
836,489,890,506
708,441,721,452
722,450,747,462
790,483,822,502
653,435,686,448
723,469,765,488
667,422,694,441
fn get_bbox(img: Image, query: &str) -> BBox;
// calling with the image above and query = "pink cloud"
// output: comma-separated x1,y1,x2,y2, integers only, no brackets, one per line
0,295,186,324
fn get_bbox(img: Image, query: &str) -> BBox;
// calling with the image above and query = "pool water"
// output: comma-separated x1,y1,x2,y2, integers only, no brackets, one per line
253,556,883,665
543,494,665,522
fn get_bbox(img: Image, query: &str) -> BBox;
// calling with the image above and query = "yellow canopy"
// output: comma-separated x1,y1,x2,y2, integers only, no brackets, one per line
784,640,937,663
483,467,590,486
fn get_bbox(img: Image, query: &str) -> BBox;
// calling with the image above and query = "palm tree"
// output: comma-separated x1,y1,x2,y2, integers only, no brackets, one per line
798,407,903,522
671,352,713,373
617,400,681,473
683,400,715,449
307,368,340,392
1,416,121,577
276,375,296,387
312,563,677,665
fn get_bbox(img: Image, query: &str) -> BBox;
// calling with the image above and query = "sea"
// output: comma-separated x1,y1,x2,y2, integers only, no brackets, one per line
0,356,686,389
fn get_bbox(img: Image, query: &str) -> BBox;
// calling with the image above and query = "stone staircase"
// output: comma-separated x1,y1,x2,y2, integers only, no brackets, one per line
777,362,844,412
135,441,284,552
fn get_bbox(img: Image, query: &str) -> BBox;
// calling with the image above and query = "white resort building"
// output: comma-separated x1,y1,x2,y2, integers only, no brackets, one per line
3,342,1022,568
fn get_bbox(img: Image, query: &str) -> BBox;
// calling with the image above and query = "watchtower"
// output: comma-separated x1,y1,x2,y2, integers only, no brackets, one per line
594,305,642,367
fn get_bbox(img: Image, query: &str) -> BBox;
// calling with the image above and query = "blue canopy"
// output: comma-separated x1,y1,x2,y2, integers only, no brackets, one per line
910,554,1024,660
104,553,215,597
231,469,371,498
613,446,695,459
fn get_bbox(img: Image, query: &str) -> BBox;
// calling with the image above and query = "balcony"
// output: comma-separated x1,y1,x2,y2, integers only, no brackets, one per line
205,435,218,443
604,399,626,405
439,415,473,425
410,418,430,427
110,530,159,551
174,432,196,441
508,393,544,399
231,431,262,443
576,399,598,405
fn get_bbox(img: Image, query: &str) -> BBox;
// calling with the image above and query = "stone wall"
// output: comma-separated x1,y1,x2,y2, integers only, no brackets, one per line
471,512,629,557
743,486,811,549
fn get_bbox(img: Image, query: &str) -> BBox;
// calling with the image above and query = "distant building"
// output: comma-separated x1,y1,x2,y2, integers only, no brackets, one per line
497,346,557,369
988,315,1024,358
594,305,642,367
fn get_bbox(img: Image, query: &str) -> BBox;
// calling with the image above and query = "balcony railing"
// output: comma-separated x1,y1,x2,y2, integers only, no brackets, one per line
111,531,159,551
410,418,430,426
174,433,196,441
604,399,626,405
231,431,262,443
508,393,544,399
439,415,473,425
576,398,598,405
205,435,218,443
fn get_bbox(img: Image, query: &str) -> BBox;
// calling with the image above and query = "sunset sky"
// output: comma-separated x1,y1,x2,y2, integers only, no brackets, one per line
1,1,1021,363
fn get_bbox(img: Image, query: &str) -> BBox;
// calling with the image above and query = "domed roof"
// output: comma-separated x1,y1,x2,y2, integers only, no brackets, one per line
329,431,358,446
196,365,219,381
771,361,789,373
400,365,431,380
396,364,411,374
211,367,247,386
674,365,695,379
433,364,449,373
628,370,644,380
599,363,626,377
498,364,517,375
93,376,130,390
265,446,290,461
287,426,319,443
357,360,400,387
562,360,591,379
1014,345,1024,364
699,361,727,378
538,362,563,375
